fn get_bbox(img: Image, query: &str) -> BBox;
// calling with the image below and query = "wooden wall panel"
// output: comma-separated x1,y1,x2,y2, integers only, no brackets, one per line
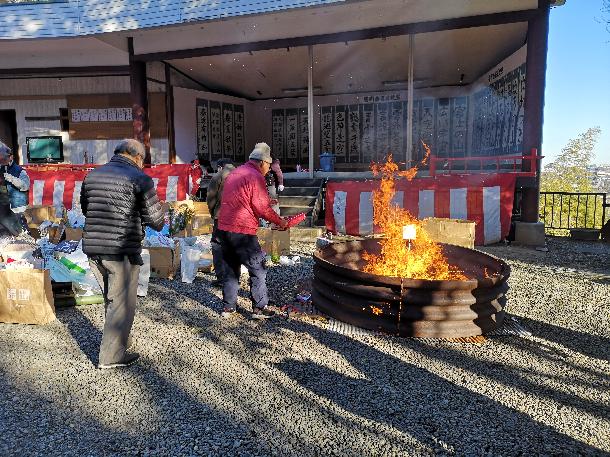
67,93,166,140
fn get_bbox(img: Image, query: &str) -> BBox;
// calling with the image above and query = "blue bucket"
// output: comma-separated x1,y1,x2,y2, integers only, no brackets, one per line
320,152,335,172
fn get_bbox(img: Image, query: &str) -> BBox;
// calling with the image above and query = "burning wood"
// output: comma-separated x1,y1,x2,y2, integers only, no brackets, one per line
362,150,466,280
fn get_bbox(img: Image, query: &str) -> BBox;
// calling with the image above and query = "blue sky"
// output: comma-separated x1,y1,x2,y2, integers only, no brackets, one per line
543,0,610,165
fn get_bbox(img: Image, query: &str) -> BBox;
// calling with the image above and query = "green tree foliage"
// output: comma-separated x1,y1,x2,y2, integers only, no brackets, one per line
540,127,603,233
541,126,600,192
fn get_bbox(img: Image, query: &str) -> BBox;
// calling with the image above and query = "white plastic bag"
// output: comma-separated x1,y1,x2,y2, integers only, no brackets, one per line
138,249,151,297
181,246,201,283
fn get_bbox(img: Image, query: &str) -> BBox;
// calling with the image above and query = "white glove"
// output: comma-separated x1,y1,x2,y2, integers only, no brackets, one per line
4,172,29,191
278,185,284,192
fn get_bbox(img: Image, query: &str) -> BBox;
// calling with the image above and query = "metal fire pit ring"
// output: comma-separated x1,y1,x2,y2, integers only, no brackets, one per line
312,239,510,338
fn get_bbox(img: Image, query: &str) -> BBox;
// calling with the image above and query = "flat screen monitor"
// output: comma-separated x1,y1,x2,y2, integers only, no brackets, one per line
26,136,64,163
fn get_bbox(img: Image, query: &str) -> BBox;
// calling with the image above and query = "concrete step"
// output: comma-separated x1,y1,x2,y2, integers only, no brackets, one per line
280,206,313,217
278,195,317,206
281,187,320,197
283,178,324,188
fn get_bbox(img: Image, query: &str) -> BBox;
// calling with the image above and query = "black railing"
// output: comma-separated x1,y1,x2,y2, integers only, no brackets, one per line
539,191,609,234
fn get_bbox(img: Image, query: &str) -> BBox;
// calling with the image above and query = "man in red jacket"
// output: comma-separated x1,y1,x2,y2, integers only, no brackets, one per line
217,142,288,319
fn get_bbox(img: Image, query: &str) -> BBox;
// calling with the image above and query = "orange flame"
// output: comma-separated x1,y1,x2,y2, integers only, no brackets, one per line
363,151,466,280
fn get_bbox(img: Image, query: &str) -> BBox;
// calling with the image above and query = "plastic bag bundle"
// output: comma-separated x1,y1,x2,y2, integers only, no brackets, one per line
137,249,151,297
181,246,201,283
67,209,86,228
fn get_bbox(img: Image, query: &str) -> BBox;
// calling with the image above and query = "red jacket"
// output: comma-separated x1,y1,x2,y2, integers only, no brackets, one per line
218,161,284,235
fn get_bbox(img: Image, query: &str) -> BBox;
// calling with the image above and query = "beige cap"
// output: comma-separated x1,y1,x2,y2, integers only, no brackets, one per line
249,142,272,163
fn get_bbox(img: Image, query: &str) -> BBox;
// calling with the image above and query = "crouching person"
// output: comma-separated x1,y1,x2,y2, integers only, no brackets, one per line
80,139,164,369
217,142,288,319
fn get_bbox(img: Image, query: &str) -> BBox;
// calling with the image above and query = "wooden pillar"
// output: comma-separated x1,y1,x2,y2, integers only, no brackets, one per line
164,62,176,164
128,37,151,164
521,1,550,222
406,35,414,167
308,45,314,178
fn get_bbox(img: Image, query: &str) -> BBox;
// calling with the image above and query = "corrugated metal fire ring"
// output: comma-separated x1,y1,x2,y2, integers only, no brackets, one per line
312,239,510,338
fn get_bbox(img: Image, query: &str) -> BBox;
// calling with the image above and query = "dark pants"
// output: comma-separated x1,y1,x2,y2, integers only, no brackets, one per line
217,229,268,311
211,220,224,282
89,257,140,366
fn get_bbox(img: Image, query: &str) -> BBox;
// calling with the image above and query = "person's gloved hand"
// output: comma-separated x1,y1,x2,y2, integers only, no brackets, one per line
277,184,285,192
277,217,289,230
3,173,16,184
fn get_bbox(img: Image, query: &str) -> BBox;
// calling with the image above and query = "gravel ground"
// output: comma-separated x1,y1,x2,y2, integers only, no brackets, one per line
0,237,609,456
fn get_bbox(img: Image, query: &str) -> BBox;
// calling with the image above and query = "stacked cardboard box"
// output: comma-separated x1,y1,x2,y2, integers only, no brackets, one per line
23,205,66,240
145,244,181,279
257,228,290,256
421,218,475,249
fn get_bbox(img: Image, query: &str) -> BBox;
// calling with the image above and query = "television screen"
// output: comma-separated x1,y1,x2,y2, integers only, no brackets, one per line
26,136,64,163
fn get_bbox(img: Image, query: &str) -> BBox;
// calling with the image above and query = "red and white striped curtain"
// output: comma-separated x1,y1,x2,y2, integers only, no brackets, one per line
25,164,197,209
325,174,517,245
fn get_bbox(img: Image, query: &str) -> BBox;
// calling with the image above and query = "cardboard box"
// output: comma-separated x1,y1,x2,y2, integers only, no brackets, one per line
421,218,475,249
24,205,66,239
0,269,55,325
257,227,291,256
64,227,83,241
48,224,65,244
24,205,65,224
190,214,213,236
192,201,210,216
145,244,181,279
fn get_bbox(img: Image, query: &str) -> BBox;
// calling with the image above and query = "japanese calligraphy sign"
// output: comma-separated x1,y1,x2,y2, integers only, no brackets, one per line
209,101,222,160
197,99,245,161
361,104,375,163
298,108,309,162
222,103,234,160
234,105,245,162
321,106,334,155
286,109,299,159
196,100,210,159
334,106,347,160
435,98,451,157
272,109,285,160
347,105,360,163
375,102,389,162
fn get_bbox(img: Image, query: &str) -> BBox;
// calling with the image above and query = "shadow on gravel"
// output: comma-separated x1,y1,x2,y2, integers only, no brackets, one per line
56,307,103,366
273,327,607,456
518,315,610,363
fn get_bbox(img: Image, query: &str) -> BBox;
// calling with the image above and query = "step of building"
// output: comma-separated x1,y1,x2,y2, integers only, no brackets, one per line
278,195,318,206
280,187,320,197
280,206,314,217
283,178,324,188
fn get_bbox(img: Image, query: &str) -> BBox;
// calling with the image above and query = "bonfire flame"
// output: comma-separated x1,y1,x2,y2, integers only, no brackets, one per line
362,150,466,281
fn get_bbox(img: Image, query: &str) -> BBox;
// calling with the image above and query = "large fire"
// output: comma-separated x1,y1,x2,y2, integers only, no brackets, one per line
362,149,466,281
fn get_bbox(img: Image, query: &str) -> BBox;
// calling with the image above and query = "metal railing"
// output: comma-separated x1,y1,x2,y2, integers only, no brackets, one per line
539,191,609,233
429,150,542,177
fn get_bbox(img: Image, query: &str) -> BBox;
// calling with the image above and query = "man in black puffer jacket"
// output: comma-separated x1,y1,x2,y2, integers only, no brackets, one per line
81,139,164,369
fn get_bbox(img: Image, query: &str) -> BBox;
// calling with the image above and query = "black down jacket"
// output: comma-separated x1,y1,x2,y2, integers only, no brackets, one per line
80,154,164,256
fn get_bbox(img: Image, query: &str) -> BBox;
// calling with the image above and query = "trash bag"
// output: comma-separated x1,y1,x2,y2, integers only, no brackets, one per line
138,249,151,297
181,245,201,283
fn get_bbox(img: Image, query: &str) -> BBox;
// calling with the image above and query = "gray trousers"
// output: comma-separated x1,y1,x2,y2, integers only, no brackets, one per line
89,258,140,366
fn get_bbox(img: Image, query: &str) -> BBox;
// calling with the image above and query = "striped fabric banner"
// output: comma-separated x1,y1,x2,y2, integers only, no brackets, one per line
25,164,195,209
325,174,517,245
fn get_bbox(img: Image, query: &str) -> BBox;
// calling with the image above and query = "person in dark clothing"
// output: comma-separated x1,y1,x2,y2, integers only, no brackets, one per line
0,144,23,236
1,149,30,208
80,139,164,369
206,158,235,288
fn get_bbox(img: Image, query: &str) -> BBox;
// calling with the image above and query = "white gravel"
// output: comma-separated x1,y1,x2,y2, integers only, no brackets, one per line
0,238,608,456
